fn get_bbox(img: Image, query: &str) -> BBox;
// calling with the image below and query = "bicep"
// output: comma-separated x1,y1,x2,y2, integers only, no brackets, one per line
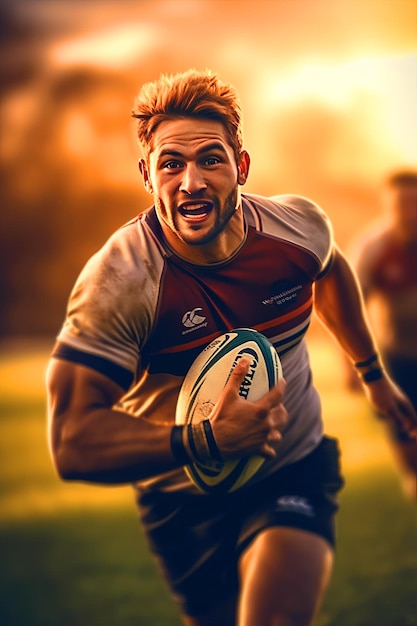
314,246,365,325
313,246,378,362
46,358,125,452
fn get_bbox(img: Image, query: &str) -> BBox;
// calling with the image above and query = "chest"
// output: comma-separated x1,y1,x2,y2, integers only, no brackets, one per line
144,230,319,375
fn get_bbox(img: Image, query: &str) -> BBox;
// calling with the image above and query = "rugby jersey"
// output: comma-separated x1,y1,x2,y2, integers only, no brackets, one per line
53,193,334,493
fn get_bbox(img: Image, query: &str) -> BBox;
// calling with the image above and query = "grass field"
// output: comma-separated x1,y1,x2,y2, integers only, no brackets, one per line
1,336,416,626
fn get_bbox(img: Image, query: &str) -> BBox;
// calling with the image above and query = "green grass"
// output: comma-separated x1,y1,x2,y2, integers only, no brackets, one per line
0,512,182,626
320,472,417,626
0,339,416,626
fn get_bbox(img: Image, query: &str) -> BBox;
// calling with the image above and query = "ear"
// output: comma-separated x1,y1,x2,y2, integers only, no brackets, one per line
138,159,153,194
237,150,250,186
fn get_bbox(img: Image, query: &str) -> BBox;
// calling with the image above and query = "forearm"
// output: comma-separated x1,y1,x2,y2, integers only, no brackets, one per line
314,246,379,365
314,247,417,437
52,406,178,484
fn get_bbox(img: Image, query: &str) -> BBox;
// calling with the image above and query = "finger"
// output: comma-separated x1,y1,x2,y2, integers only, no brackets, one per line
267,429,283,444
217,358,251,402
261,415,285,458
260,378,287,409
260,442,278,459
402,412,417,439
385,403,417,439
272,404,289,428
227,357,250,387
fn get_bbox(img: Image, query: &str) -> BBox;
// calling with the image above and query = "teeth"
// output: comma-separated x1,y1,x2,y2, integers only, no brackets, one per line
179,202,211,218
182,203,207,211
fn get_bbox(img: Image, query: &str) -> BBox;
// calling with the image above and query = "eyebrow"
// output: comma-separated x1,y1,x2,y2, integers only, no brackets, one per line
158,142,229,160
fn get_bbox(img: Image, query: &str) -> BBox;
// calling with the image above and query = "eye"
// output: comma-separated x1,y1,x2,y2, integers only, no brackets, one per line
164,160,183,169
203,156,221,166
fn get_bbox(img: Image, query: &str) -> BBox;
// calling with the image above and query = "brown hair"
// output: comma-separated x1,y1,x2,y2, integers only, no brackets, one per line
131,69,243,162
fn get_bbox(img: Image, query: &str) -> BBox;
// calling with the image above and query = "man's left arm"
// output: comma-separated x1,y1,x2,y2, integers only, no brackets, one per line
314,245,417,439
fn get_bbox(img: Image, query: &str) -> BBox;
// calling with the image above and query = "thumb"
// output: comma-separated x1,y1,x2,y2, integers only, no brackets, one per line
224,357,251,394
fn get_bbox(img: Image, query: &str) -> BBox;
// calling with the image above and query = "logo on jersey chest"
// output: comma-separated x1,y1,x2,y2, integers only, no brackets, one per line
262,282,303,306
181,307,208,335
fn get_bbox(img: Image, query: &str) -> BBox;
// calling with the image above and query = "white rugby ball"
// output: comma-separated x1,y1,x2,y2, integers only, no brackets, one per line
175,328,283,494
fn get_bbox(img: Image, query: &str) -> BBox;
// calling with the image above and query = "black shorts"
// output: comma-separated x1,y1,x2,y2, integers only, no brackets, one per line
135,436,344,617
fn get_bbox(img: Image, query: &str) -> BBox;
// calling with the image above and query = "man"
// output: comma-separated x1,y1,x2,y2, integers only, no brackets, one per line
46,70,417,626
345,170,417,501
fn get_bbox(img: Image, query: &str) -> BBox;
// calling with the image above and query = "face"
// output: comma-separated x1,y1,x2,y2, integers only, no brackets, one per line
384,183,417,243
139,118,250,263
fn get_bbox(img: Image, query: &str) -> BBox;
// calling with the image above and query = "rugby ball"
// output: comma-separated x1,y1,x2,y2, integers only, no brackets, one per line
175,328,283,494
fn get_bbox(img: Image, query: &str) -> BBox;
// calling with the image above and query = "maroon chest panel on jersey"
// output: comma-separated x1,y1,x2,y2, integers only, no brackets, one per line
142,222,320,377
372,240,417,294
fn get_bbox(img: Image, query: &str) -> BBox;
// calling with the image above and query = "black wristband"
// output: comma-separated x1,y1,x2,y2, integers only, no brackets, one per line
170,425,190,465
187,423,204,463
202,420,223,462
362,368,384,383
355,354,379,368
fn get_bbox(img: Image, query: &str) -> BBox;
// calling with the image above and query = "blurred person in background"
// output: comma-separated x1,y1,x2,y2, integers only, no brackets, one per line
344,170,417,501
46,70,417,626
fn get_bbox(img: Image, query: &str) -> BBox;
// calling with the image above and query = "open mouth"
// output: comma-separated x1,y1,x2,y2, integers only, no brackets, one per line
178,202,213,220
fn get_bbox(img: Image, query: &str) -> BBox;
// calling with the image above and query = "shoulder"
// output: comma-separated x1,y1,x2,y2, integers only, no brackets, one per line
78,210,164,289
64,210,165,336
242,193,333,271
57,211,164,371
243,192,332,230
272,194,332,227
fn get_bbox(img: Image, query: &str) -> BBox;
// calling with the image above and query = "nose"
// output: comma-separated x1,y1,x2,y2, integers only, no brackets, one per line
179,163,207,195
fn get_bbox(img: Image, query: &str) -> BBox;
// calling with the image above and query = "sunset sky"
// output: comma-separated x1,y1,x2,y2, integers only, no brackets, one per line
1,0,417,335
7,0,416,192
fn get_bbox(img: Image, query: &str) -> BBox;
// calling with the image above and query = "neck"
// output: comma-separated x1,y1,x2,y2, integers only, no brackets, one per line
163,207,246,265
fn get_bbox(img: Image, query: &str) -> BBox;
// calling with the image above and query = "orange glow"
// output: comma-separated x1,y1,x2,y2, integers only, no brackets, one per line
62,110,95,156
250,54,417,180
49,23,159,69
1,0,417,338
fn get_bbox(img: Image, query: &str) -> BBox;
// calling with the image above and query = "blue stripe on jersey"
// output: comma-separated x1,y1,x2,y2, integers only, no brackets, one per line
52,341,134,390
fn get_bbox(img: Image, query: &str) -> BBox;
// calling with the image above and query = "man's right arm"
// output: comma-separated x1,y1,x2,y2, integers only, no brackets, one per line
46,358,179,484
46,357,288,485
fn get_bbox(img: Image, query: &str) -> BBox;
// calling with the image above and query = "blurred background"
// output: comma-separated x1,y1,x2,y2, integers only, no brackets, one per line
1,2,417,625
1,0,416,342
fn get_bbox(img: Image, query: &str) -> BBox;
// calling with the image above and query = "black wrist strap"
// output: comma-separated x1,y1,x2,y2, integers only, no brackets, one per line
355,354,379,368
202,420,223,462
170,421,223,466
170,425,190,465
362,368,384,383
